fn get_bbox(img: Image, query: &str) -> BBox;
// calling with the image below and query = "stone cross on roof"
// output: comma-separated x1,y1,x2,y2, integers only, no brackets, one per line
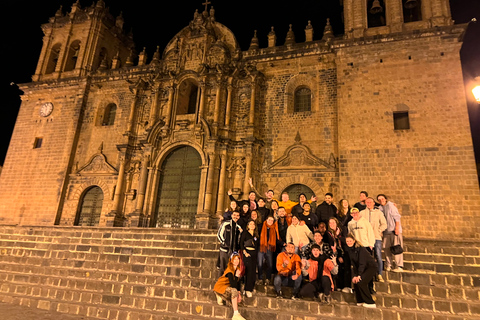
202,0,211,11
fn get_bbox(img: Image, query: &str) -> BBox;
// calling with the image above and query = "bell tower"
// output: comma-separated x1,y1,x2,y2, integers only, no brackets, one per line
32,0,134,81
343,0,453,39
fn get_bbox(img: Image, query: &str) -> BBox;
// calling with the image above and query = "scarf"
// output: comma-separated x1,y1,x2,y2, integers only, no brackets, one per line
260,220,279,253
308,254,325,281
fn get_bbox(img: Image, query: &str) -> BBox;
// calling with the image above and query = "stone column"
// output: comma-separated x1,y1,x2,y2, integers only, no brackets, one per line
249,79,256,126
134,154,150,214
243,152,252,197
126,88,139,134
213,79,223,132
224,82,233,128
107,154,126,226
148,87,160,127
195,164,209,229
387,0,404,33
203,154,217,214
164,85,175,128
197,81,206,123
216,154,227,218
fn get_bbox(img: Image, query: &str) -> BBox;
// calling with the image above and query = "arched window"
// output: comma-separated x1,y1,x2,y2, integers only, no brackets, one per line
403,0,422,23
102,103,117,126
294,87,312,112
75,186,104,226
95,47,108,71
367,0,386,28
46,43,62,74
177,80,199,115
64,40,81,72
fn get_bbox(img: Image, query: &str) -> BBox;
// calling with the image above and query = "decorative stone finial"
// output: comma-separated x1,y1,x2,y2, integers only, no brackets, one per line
305,20,314,42
284,24,296,46
55,5,63,17
138,47,147,66
150,46,161,65
268,26,276,48
295,131,302,144
116,12,124,30
249,30,259,50
322,18,334,43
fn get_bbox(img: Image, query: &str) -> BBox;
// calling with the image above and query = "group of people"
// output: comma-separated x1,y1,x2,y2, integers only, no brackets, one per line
214,185,404,320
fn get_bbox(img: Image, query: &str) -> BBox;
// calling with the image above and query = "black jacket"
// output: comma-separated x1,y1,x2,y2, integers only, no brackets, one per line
217,220,242,252
347,246,377,277
315,201,337,225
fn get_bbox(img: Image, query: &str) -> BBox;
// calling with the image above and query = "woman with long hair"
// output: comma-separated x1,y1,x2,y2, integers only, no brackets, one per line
345,233,377,308
240,219,259,298
270,200,279,220
238,203,251,230
221,200,240,223
336,199,353,293
324,217,347,291
213,253,246,319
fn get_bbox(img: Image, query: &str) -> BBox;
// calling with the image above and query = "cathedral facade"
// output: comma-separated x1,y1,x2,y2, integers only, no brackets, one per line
0,0,478,239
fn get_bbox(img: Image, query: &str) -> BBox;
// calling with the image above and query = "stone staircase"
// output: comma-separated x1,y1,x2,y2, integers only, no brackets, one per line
0,226,478,320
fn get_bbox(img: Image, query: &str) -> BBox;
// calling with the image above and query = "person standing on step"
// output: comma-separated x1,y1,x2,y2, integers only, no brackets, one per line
213,253,247,320
291,193,311,218
336,199,353,293
258,215,280,285
353,191,369,211
315,193,337,227
274,242,303,299
377,194,404,273
286,215,314,256
256,198,271,223
240,219,259,298
217,211,243,277
360,197,387,282
297,202,318,233
345,233,377,308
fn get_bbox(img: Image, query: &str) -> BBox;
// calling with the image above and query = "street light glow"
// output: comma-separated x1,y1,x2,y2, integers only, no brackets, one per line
473,85,480,103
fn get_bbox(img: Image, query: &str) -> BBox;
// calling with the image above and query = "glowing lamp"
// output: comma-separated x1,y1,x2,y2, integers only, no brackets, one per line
472,85,480,103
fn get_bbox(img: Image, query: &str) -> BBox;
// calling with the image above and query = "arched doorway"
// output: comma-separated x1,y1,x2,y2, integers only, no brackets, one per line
75,186,104,226
153,146,202,228
282,184,315,202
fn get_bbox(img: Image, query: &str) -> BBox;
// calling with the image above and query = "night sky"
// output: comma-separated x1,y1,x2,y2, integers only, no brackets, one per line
1,0,479,166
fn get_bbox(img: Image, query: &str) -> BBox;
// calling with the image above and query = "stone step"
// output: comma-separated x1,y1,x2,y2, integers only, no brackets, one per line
0,226,218,241
403,239,480,256
403,261,480,276
1,273,480,320
385,269,480,288
403,252,480,265
0,245,218,264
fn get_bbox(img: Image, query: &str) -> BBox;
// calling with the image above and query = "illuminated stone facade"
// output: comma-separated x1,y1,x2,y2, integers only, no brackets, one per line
0,0,478,238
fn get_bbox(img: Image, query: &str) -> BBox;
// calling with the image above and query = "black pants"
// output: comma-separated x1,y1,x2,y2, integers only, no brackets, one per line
338,245,352,289
243,249,257,292
354,265,376,304
299,276,332,298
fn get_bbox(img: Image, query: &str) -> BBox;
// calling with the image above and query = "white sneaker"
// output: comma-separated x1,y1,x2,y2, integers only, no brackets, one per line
232,314,246,320
377,274,384,282
363,303,376,308
393,267,404,272
245,291,252,298
356,303,363,306
342,287,353,293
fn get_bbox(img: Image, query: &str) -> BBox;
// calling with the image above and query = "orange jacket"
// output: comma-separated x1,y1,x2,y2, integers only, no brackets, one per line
276,251,302,277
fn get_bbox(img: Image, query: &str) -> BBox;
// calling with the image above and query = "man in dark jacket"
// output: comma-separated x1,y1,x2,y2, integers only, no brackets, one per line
217,211,243,276
315,193,337,226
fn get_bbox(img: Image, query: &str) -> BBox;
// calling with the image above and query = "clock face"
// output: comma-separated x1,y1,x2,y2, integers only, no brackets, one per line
40,102,53,117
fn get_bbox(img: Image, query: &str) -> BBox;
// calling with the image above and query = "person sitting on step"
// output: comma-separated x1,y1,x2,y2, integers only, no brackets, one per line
213,253,247,320
274,242,302,299
299,244,338,304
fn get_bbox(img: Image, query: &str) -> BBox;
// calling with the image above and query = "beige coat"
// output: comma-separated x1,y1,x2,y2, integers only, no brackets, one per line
360,208,387,240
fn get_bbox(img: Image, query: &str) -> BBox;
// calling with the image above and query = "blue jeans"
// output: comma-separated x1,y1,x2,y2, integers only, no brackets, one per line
274,273,303,295
374,240,383,275
258,250,274,281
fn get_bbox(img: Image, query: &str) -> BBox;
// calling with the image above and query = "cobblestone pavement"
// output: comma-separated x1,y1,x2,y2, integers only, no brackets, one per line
0,302,98,320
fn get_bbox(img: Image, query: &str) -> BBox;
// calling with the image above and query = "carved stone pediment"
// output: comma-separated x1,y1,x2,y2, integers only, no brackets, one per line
268,143,333,171
77,153,118,176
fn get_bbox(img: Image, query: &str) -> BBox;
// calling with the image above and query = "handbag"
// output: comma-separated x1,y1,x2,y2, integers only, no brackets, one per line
390,234,404,255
